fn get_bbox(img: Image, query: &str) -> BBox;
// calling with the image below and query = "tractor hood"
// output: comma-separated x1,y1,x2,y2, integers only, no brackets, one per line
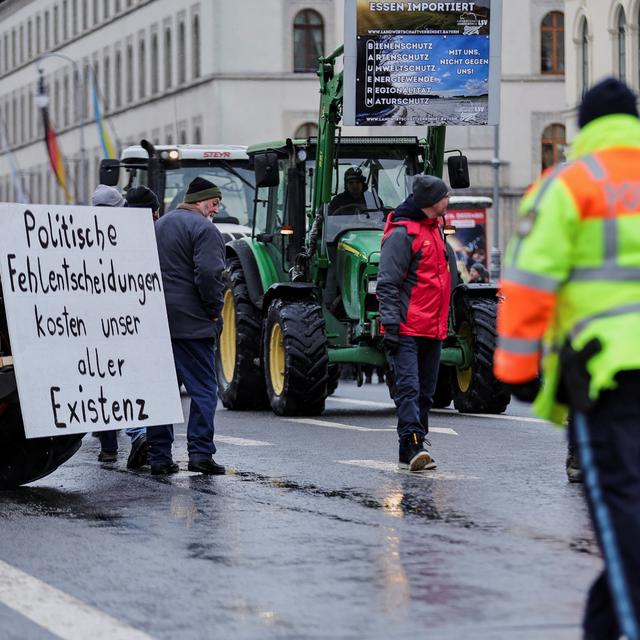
336,230,383,265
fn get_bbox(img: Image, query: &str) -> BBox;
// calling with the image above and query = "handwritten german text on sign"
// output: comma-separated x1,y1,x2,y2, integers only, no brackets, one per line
0,204,184,438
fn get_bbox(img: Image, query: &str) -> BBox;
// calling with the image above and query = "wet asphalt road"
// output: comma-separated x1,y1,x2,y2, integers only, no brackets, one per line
0,381,600,640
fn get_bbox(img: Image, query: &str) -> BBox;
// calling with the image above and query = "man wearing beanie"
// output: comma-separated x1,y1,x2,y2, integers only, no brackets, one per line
125,185,160,220
329,167,367,213
495,77,640,640
377,174,450,472
150,176,226,475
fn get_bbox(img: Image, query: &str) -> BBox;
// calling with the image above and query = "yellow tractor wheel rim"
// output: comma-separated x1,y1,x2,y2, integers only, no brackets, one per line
220,289,237,383
456,321,473,393
269,323,285,396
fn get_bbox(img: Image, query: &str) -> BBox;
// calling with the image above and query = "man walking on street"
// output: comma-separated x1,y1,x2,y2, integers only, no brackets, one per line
148,177,226,476
377,175,450,472
494,77,640,640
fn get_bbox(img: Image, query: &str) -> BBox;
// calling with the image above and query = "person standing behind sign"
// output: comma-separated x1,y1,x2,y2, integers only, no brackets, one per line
91,184,126,463
148,177,226,475
377,175,450,472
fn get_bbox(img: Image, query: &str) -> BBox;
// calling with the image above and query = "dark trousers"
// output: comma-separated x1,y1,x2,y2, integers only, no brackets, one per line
147,338,218,465
572,372,640,640
97,430,118,453
389,335,441,440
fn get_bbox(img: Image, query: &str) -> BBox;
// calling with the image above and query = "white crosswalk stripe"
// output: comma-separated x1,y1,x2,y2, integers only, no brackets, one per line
283,418,457,435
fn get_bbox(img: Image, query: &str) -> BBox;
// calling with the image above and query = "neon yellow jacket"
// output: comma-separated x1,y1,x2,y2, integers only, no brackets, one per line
494,114,640,424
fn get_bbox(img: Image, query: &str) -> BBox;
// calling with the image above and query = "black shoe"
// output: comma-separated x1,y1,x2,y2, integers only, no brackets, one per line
399,433,436,472
566,446,583,483
127,437,149,469
98,450,118,462
188,459,225,475
150,462,179,475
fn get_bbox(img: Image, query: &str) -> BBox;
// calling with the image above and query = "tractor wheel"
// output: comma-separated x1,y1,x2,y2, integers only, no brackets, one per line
432,365,453,408
452,296,511,414
263,298,329,416
0,401,83,489
327,364,340,396
216,257,268,410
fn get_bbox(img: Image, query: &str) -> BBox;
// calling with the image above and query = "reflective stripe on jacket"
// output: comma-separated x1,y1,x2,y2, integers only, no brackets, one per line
494,114,640,424
377,199,450,339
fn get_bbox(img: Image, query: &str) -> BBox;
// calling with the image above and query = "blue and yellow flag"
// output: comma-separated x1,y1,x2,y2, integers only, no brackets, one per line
91,76,116,159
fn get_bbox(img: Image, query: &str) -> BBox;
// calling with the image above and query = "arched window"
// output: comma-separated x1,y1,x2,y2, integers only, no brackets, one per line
294,122,318,139
192,15,200,79
164,27,172,89
139,38,146,98
178,21,186,84
580,17,589,96
542,124,566,171
115,50,122,107
293,9,324,73
617,5,627,81
151,33,159,94
126,44,133,103
541,11,564,74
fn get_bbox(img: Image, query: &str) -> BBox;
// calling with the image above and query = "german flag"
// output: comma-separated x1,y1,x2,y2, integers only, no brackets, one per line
41,106,72,202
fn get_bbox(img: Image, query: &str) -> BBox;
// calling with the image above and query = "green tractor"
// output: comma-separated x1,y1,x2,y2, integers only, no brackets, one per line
216,46,510,416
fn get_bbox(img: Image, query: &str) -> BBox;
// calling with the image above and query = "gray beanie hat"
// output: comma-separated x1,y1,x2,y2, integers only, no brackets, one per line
92,184,125,207
412,175,449,209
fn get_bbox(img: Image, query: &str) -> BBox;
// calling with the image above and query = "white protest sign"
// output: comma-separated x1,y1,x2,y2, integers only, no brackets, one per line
0,203,184,438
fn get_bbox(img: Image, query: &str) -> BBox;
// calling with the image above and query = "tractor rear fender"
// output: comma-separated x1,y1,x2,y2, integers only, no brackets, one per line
451,283,500,326
262,283,318,311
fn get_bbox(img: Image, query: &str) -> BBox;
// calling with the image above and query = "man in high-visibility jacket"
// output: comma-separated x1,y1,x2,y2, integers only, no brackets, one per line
495,77,640,640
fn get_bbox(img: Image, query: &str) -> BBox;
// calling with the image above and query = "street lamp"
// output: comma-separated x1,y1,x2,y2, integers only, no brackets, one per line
35,53,88,205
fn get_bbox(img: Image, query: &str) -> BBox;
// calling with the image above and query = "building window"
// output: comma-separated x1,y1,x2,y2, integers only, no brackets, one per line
35,18,41,55
20,93,25,142
72,0,78,35
115,50,122,107
294,122,318,138
179,127,187,144
541,11,564,74
293,9,324,72
165,27,173,89
126,44,133,102
192,15,200,78
53,81,59,128
28,91,33,139
27,20,33,59
83,0,88,30
63,0,69,40
194,125,201,144
139,38,146,98
617,5,627,81
44,12,50,50
104,0,109,20
580,17,589,97
542,124,566,171
115,0,121,12
54,5,59,45
178,21,186,85
63,74,70,126
93,0,99,25
11,29,16,67
19,25,24,64
151,32,159,93
103,56,110,111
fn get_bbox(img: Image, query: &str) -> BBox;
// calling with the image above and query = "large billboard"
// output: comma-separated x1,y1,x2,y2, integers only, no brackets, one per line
344,1,502,127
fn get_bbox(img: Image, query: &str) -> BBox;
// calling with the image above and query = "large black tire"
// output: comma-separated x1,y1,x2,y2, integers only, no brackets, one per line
0,399,83,489
263,298,329,416
452,296,511,414
216,257,268,410
432,364,453,408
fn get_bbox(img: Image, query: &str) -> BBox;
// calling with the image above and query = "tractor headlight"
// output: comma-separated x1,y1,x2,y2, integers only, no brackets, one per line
367,279,378,294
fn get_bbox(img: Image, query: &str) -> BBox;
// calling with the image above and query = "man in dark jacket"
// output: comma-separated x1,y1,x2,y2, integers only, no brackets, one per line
148,177,226,475
377,175,450,472
329,167,367,213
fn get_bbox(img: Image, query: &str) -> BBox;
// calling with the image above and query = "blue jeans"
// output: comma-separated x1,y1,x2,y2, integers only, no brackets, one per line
125,428,146,443
147,338,218,465
389,335,442,440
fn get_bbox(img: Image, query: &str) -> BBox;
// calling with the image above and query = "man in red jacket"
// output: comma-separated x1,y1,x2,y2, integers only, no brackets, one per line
377,175,450,471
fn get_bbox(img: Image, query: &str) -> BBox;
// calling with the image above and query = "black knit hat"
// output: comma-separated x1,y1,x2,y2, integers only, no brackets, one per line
578,77,639,128
344,167,365,185
125,186,160,211
184,177,222,203
412,175,449,209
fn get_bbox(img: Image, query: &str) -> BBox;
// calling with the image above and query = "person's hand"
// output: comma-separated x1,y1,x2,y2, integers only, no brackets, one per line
382,325,400,354
506,377,541,403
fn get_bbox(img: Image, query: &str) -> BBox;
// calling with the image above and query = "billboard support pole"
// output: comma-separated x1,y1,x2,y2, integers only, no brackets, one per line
490,123,501,281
